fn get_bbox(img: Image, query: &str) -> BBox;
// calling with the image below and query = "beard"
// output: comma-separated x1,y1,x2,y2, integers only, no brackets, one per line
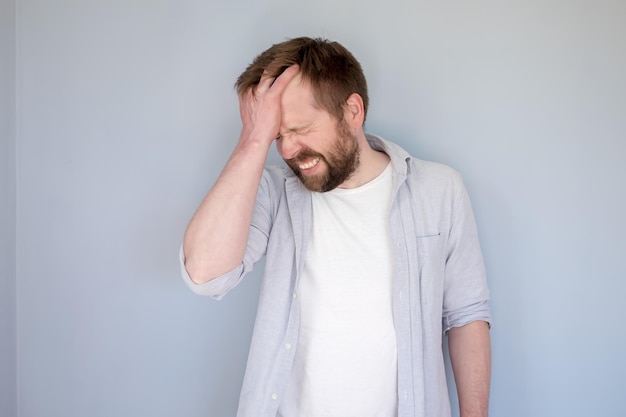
285,120,360,192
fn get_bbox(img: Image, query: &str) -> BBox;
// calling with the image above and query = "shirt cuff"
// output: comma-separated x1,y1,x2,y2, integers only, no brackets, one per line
179,245,243,299
443,300,492,333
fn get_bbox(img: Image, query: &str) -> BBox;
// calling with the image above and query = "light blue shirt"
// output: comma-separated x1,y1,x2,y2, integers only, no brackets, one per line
181,134,491,417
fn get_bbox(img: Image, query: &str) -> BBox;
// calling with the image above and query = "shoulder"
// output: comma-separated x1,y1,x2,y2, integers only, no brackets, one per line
409,158,463,185
367,133,463,183
366,132,466,195
400,160,468,215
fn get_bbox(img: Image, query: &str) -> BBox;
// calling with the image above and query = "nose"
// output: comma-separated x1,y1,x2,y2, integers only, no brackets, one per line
276,134,302,160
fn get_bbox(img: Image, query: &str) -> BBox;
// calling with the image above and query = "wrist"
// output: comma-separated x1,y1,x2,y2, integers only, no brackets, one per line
240,127,275,148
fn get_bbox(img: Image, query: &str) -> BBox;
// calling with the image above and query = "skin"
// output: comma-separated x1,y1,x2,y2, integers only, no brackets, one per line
281,116,360,192
183,64,490,416
449,321,492,417
277,72,384,192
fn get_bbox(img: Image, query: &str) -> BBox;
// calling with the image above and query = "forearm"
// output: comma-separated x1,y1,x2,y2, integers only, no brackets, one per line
183,137,269,284
184,65,299,285
448,320,491,417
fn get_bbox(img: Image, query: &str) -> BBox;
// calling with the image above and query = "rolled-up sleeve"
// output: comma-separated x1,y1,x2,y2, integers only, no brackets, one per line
179,245,245,299
442,174,491,333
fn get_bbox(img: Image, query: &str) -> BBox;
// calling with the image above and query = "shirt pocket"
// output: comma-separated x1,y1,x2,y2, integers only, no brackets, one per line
416,232,442,257
415,233,445,297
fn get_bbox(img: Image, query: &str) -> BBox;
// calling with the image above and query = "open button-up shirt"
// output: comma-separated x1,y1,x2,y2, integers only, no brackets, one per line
181,134,491,417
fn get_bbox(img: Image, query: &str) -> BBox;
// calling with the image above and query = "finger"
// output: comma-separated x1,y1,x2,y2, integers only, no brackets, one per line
268,65,300,93
256,70,276,94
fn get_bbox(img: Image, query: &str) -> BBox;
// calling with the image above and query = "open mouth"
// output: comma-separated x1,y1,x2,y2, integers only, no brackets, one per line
298,157,320,171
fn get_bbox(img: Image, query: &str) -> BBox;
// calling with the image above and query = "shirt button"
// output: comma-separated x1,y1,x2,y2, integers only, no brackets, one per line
285,343,292,350
292,292,297,299
271,393,278,400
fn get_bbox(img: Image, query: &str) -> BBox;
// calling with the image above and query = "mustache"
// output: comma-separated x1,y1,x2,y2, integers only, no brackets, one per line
285,149,324,164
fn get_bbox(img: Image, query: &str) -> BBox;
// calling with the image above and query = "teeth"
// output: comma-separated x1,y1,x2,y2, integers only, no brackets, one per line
299,157,320,170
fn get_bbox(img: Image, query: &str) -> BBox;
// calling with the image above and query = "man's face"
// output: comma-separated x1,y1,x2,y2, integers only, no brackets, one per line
277,75,360,192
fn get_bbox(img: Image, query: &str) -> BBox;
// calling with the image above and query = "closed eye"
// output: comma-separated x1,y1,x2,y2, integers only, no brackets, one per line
280,123,314,138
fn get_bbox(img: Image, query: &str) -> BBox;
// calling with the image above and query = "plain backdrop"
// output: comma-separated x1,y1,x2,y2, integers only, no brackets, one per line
2,0,625,416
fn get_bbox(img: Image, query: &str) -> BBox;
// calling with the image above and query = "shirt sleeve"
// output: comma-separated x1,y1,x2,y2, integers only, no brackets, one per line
442,173,491,332
179,245,245,299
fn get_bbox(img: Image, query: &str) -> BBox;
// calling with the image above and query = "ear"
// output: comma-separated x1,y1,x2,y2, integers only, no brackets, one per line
343,93,365,129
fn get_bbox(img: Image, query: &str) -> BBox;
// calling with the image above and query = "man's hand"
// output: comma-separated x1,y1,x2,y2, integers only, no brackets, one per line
238,65,300,147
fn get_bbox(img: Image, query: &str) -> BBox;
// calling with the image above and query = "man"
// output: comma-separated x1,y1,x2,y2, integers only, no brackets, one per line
181,37,491,417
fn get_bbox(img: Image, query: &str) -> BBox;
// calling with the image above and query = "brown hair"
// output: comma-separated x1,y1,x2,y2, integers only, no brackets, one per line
235,37,369,121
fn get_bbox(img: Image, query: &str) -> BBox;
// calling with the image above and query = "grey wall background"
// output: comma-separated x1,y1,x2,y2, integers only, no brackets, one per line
1,0,17,416
2,0,624,416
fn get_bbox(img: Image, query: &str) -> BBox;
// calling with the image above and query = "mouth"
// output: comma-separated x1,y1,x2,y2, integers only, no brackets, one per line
298,157,320,171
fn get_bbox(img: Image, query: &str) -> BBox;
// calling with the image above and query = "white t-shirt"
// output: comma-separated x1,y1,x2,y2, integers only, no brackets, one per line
278,163,397,417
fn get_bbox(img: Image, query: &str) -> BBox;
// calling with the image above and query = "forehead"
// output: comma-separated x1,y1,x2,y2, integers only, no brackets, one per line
280,74,326,126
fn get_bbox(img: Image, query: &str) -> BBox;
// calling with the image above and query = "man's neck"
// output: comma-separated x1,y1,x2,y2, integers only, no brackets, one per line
338,133,390,189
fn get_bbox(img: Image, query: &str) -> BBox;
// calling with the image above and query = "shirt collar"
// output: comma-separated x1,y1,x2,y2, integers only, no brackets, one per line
365,132,411,178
